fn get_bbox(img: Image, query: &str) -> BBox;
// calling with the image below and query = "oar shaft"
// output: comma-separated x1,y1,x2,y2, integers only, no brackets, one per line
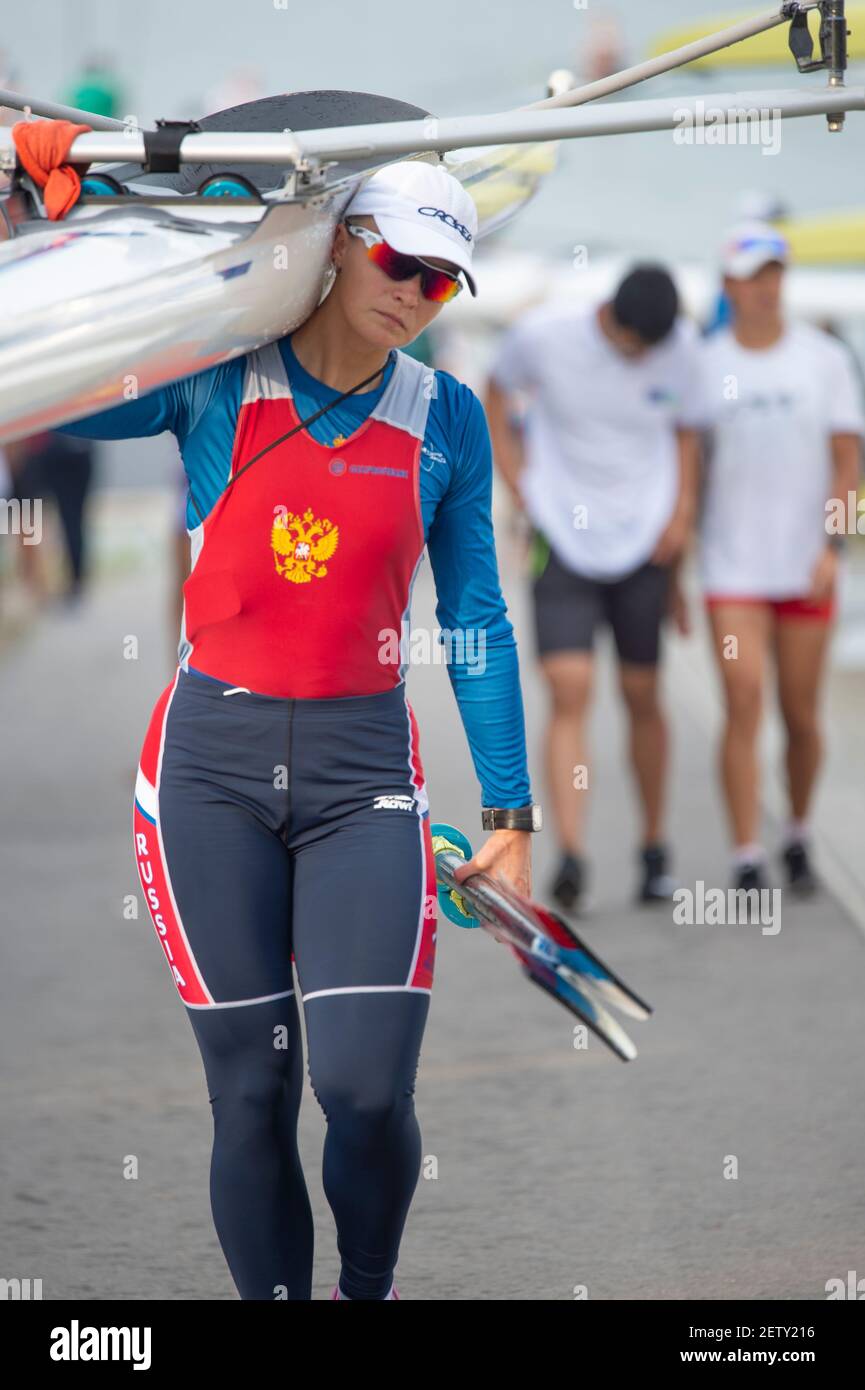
0,84,857,169
287,85,859,155
0,87,125,130
521,3,822,111
0,3,831,143
435,853,541,941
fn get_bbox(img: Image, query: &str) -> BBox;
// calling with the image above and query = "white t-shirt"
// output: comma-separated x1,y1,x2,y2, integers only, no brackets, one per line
489,301,706,580
699,322,864,596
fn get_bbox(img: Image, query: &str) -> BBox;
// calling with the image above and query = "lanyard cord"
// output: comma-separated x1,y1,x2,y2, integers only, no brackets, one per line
186,354,391,528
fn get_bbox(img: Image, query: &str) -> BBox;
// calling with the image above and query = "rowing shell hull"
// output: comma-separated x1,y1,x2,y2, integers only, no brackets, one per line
0,192,351,442
648,6,865,67
0,89,557,443
777,208,865,264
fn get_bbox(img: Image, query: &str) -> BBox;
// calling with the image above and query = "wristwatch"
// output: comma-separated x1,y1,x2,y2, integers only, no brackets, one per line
827,533,846,552
482,804,543,832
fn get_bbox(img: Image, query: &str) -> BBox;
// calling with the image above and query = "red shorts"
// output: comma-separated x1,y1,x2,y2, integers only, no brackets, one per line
704,593,836,622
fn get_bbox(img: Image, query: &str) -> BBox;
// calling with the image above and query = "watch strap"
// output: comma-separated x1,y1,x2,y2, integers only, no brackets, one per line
481,804,543,832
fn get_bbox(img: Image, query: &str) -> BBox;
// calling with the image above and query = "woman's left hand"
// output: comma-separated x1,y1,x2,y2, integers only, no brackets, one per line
451,828,533,901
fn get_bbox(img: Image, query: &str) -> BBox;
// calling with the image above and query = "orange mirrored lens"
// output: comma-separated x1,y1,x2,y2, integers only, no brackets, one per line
367,240,461,303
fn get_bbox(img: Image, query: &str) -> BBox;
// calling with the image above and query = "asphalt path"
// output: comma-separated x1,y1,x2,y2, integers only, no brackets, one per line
2,497,864,1300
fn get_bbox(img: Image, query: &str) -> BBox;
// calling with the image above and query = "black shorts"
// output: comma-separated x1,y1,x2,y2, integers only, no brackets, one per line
530,531,671,666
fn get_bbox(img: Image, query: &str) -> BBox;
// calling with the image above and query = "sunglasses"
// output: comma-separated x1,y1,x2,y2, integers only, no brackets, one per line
344,221,463,303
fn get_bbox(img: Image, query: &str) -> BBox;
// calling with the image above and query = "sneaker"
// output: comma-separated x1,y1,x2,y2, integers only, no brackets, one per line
782,841,819,896
734,862,768,893
550,852,588,916
637,844,677,904
331,1283,400,1300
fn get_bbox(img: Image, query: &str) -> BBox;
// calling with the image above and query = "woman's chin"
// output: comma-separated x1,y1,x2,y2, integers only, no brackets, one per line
366,310,409,345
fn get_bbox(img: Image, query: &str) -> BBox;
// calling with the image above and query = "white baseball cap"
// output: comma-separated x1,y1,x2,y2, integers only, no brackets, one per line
344,160,478,297
721,221,790,279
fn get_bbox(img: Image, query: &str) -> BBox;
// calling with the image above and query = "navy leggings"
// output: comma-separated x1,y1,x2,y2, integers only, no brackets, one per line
133,666,438,1299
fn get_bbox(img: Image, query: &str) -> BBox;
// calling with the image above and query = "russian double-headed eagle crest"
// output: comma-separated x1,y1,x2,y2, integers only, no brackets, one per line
271,507,339,583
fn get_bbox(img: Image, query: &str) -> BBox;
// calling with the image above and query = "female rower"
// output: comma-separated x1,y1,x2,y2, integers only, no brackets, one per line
699,224,864,892
61,159,541,1300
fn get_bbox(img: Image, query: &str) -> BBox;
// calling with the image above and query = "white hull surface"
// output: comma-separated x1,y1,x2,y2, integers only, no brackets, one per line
0,90,556,442
0,194,349,441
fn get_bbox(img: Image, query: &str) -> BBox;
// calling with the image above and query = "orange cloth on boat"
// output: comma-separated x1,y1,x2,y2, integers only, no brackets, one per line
12,119,92,220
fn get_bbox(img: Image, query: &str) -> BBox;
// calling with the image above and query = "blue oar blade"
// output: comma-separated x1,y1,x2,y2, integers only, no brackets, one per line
518,953,638,1062
533,905,653,1021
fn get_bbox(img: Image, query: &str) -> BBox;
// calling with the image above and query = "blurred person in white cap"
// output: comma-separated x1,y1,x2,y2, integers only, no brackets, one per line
698,222,864,893
59,156,540,1302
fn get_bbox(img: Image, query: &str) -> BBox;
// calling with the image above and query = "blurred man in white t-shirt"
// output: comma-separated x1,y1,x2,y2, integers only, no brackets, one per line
486,266,704,913
699,223,864,893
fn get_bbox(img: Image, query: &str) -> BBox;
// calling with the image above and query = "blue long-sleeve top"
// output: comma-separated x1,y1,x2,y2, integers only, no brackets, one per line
61,334,533,808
